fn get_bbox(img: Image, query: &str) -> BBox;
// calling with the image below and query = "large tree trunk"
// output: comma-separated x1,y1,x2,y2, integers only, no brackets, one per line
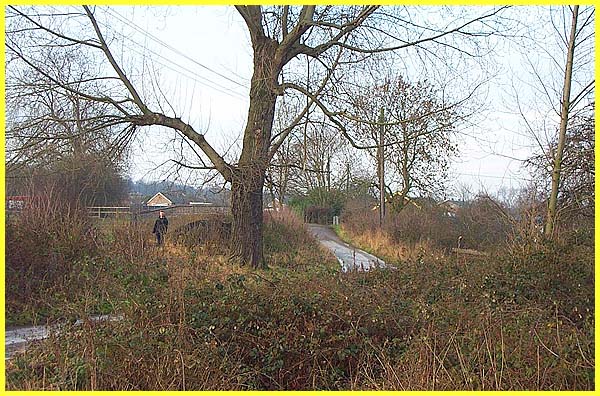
230,170,266,268
229,36,279,268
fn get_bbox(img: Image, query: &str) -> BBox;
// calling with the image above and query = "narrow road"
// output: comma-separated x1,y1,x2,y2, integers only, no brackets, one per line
5,325,49,359
5,314,121,359
306,224,385,272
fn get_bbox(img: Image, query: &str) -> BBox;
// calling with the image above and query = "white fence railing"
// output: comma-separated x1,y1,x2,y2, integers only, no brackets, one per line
88,205,230,219
88,206,131,218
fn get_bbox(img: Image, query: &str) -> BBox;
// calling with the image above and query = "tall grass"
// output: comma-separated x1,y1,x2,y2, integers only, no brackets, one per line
6,191,98,326
336,199,594,391
6,206,594,390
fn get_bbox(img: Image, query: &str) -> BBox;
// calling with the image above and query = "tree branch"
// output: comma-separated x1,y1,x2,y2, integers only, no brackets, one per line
235,5,266,44
293,6,378,59
83,6,150,115
278,5,315,51
132,112,233,181
8,6,102,49
6,42,132,116
269,46,343,160
170,159,217,170
281,6,289,39
570,79,594,110
298,6,508,58
270,162,330,174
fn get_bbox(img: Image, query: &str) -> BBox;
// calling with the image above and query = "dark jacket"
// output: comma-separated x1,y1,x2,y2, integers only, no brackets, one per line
153,216,169,234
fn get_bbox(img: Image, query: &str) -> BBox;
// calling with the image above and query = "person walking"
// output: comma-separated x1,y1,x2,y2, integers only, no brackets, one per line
152,210,169,246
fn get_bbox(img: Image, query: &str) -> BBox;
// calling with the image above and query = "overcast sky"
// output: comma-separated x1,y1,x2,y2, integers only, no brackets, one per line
88,5,593,199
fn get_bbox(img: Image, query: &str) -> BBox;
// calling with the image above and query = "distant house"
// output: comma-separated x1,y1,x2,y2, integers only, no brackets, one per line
438,200,462,217
265,197,286,211
147,192,173,207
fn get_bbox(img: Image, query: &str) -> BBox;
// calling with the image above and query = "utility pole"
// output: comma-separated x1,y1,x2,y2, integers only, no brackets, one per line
326,158,331,192
346,162,350,192
378,107,385,228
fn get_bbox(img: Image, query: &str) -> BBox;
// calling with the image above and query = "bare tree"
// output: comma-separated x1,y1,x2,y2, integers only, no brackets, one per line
544,5,594,237
6,44,130,204
6,5,510,267
506,6,594,238
527,102,594,228
349,75,460,212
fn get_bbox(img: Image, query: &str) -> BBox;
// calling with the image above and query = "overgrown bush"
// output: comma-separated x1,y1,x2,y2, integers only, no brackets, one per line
336,224,593,390
289,187,346,223
342,204,461,251
171,215,232,255
264,208,336,269
455,195,513,251
6,204,594,390
342,194,537,253
6,192,98,325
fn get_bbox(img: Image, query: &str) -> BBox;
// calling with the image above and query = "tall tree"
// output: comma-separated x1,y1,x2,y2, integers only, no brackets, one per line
6,47,130,204
7,6,509,267
508,6,594,238
544,5,591,237
350,76,460,212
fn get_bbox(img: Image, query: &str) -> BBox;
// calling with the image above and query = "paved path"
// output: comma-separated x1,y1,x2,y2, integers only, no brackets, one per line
306,224,385,272
5,314,121,359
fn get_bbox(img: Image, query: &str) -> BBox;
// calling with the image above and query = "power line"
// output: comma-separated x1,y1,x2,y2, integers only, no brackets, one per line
453,171,533,182
126,44,248,101
42,5,247,100
103,7,249,89
95,19,248,101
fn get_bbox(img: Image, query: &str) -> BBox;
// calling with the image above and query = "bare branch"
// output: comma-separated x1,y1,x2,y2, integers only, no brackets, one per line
281,6,289,39
6,42,133,116
170,159,216,170
278,5,315,51
298,6,508,58
8,6,102,49
83,6,149,115
132,112,233,181
235,5,266,44
269,46,343,160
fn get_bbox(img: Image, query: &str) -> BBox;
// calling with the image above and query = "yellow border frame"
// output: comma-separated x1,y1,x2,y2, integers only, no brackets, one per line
0,3,596,395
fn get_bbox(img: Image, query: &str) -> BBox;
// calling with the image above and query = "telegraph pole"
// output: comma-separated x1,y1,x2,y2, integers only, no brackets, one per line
378,107,385,228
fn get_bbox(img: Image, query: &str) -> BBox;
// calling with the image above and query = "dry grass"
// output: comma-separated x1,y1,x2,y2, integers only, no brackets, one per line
336,224,446,264
5,207,594,390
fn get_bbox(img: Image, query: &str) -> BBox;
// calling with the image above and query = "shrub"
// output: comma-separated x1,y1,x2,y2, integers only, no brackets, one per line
264,208,337,269
171,215,232,255
289,187,346,223
342,194,526,253
6,191,98,325
6,203,594,391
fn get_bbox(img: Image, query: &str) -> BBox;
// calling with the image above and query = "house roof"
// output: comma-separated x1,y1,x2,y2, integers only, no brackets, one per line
147,192,173,206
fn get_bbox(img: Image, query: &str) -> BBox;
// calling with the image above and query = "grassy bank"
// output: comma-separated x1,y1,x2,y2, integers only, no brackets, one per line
334,221,594,390
5,209,594,390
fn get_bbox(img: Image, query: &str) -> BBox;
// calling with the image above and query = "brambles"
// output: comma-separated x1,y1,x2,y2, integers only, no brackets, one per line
6,207,594,390
6,194,98,326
